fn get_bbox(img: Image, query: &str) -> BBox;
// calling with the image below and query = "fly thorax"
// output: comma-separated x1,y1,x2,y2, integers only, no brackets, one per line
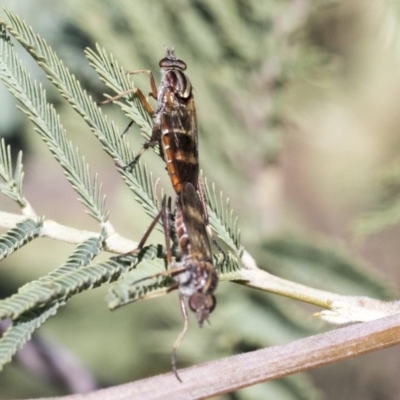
165,70,192,100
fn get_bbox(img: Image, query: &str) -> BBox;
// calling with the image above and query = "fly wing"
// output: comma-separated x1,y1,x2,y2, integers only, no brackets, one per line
180,96,198,157
162,94,199,189
179,182,212,259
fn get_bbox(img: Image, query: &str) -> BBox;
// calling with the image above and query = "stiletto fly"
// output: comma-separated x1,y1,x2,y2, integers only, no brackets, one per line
102,48,227,247
103,47,199,197
128,182,218,381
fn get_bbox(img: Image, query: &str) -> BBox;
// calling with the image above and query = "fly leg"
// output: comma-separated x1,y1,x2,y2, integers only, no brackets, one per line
120,123,161,170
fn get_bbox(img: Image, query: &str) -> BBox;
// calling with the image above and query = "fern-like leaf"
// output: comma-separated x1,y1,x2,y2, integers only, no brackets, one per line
85,45,154,139
0,218,43,262
0,18,108,224
0,304,61,372
0,243,161,321
0,10,160,220
217,252,242,278
0,232,107,371
107,257,170,310
204,177,243,256
24,230,106,290
0,139,26,207
0,232,104,320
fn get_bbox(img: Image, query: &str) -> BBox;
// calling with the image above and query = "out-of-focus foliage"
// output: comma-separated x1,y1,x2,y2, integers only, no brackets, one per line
355,159,400,237
0,1,399,400
260,236,396,299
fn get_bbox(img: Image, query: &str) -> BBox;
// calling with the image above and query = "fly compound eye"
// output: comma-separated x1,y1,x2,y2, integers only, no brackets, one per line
159,58,187,71
189,293,217,326
174,60,187,71
208,295,217,313
189,292,203,313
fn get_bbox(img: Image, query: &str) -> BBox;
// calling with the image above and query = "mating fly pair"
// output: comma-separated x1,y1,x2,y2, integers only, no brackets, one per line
105,48,218,379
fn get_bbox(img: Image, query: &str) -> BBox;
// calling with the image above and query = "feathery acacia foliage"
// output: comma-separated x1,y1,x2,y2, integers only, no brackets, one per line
354,158,400,237
0,218,42,262
0,304,61,371
85,45,154,140
0,9,161,220
0,8,245,375
0,232,100,364
0,5,398,400
0,23,107,224
0,139,25,206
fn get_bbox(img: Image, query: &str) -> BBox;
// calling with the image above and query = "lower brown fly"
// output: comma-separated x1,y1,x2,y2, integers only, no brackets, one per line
120,182,218,381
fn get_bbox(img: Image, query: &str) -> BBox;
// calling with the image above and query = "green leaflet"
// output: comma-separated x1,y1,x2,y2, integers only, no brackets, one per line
85,45,154,140
0,304,61,372
0,218,43,262
108,257,170,310
204,177,243,256
0,233,106,321
0,258,125,320
0,139,25,206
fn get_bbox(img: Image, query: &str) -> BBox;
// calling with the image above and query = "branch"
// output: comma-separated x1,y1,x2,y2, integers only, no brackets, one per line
0,211,136,254
238,250,400,323
1,211,399,324
35,312,400,400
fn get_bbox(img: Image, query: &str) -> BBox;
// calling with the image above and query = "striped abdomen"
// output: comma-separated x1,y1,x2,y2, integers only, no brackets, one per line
172,183,218,326
158,69,199,195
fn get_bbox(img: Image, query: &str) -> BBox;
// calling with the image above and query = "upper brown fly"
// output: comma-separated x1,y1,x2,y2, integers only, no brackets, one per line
157,49,199,196
102,48,225,238
103,47,199,196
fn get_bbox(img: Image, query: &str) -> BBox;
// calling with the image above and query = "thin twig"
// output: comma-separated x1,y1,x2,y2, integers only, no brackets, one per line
238,250,400,323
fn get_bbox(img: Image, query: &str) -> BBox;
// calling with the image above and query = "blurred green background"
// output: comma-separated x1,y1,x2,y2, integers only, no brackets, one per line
1,1,400,399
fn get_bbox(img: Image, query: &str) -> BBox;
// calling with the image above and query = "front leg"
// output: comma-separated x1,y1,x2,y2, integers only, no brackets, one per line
120,123,161,170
